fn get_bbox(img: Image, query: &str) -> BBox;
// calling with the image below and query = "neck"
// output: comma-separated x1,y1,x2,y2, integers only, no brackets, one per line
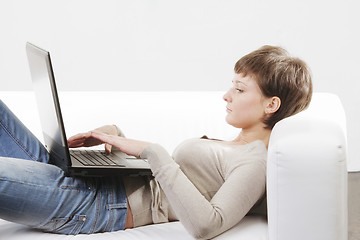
233,126,272,147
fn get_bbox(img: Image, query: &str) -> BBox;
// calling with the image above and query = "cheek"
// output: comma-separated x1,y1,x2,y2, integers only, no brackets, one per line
234,100,258,116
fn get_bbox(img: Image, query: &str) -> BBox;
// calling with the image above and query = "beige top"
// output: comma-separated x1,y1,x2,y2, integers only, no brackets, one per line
122,138,267,239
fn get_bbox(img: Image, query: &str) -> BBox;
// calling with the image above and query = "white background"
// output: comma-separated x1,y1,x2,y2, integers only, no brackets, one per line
1,0,359,170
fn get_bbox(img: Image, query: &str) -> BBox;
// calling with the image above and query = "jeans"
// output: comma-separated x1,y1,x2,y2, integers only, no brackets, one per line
0,100,128,234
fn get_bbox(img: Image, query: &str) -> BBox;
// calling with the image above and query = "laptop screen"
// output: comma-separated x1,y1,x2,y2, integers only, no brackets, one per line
26,42,70,170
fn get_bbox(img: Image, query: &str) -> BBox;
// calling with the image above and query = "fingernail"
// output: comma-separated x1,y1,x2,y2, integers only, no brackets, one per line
106,145,111,153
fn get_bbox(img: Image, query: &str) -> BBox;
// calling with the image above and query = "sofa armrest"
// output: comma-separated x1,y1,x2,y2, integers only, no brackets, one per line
267,102,348,240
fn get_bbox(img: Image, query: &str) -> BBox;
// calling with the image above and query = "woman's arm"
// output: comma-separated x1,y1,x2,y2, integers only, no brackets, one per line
88,130,151,157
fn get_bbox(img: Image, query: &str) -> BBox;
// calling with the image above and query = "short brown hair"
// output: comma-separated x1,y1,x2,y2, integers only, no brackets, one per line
234,45,313,129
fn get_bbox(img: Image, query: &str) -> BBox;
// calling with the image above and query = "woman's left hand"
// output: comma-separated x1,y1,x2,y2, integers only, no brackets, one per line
90,130,151,158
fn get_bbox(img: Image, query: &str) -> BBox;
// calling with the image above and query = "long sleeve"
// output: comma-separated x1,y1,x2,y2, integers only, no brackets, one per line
140,142,266,239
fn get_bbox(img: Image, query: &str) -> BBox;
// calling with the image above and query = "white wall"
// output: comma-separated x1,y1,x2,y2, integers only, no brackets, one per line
1,0,359,170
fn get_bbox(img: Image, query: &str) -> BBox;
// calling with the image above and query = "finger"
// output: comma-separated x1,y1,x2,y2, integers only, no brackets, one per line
68,142,85,148
68,132,91,142
68,138,86,148
68,137,87,144
105,143,112,153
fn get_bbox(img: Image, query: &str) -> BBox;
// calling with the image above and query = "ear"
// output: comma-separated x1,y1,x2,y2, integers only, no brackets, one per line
265,96,281,114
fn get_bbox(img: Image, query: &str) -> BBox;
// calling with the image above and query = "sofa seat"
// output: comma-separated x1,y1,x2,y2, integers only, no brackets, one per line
0,216,268,240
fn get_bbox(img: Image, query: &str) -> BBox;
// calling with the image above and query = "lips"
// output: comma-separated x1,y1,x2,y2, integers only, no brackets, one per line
226,107,232,113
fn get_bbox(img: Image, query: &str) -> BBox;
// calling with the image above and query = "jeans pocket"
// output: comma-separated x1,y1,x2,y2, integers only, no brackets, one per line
105,203,128,231
41,214,87,235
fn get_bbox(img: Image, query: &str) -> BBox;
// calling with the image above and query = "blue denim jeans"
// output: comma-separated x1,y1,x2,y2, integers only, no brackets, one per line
0,100,128,234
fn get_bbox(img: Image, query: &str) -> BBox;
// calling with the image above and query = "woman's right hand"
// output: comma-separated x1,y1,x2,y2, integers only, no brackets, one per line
67,125,120,153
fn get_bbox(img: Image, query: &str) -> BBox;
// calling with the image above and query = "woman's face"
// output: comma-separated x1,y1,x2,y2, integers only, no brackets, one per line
223,73,268,130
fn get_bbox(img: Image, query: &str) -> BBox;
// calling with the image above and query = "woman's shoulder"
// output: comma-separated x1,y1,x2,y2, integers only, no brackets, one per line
245,140,267,155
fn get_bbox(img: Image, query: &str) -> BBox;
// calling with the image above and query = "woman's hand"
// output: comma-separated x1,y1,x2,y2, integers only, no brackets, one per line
67,125,119,153
90,131,151,158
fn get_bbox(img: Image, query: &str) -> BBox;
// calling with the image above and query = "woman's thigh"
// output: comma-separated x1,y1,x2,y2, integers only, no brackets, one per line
0,157,128,235
0,100,49,163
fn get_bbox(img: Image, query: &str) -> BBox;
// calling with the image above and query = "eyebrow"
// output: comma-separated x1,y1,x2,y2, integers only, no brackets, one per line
232,80,248,86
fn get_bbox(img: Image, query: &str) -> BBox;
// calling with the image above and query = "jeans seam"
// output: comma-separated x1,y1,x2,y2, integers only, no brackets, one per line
89,189,101,233
0,177,83,192
104,189,113,232
0,119,38,161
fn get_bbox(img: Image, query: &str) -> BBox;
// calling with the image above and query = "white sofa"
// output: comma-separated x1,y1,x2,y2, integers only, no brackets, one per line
0,91,347,240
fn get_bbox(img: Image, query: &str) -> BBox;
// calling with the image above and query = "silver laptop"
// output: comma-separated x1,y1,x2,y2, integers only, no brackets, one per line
26,42,152,177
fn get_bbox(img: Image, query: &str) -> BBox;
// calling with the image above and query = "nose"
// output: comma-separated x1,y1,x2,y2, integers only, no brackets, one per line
223,89,232,102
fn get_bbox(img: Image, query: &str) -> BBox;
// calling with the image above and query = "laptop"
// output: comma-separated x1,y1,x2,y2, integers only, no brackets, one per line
25,42,152,177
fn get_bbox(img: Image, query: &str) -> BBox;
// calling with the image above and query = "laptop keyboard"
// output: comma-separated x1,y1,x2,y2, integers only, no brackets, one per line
69,150,125,167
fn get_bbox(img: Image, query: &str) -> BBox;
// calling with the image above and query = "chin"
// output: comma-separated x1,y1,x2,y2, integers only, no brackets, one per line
225,117,242,129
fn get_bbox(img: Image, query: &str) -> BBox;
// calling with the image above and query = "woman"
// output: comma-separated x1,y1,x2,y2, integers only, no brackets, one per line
0,45,312,239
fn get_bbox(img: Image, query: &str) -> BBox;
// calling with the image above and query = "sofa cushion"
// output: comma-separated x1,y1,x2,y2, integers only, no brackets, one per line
0,216,268,240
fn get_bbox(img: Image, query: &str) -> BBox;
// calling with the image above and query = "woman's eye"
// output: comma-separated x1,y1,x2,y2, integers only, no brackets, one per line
236,88,244,93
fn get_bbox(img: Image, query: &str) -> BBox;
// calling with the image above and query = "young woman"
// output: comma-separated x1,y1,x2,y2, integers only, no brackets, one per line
0,45,312,239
